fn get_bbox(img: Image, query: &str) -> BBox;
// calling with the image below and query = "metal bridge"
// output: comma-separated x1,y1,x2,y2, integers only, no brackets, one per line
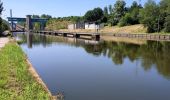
7,16,48,32
7,17,48,23
7,10,48,32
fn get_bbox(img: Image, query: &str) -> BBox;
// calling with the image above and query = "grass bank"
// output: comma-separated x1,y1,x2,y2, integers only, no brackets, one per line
0,41,51,100
48,24,170,35
58,24,147,34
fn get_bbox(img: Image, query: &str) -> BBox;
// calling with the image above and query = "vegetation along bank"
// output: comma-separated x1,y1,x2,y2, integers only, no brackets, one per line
0,40,53,100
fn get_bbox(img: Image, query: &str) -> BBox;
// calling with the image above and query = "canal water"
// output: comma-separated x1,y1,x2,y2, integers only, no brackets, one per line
16,33,170,100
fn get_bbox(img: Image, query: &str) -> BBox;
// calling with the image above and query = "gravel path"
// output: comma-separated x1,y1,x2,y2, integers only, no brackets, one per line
0,37,9,49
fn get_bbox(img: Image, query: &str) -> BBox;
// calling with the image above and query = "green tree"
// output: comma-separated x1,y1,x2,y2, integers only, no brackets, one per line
160,0,170,32
130,1,139,11
33,23,40,30
0,0,4,35
32,15,40,18
40,14,52,19
139,0,160,33
130,1,142,24
113,0,126,24
0,0,3,15
104,6,108,16
84,7,104,23
118,13,132,27
164,5,170,32
108,14,117,26
1,20,9,31
32,15,40,30
108,5,113,14
70,16,83,23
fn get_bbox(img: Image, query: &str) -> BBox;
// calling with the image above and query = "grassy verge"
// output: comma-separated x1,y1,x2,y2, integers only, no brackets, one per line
48,24,170,35
58,24,147,34
0,42,51,100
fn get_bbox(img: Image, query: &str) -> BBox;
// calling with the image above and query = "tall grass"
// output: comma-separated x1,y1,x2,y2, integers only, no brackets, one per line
0,42,51,100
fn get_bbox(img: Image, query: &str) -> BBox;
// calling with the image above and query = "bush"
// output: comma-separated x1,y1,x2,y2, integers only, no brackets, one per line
118,13,132,27
0,19,10,36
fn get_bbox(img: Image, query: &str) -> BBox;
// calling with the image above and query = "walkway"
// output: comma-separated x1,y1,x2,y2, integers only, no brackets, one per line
0,38,9,49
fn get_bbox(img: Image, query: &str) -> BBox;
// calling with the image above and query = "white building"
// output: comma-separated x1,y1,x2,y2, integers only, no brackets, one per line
85,23,104,30
68,22,104,30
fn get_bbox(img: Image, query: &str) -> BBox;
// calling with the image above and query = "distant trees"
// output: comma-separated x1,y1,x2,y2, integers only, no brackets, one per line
138,0,170,33
30,14,52,30
108,5,113,14
106,0,127,26
0,0,4,35
161,0,170,32
45,0,170,33
84,7,104,23
40,14,52,19
0,0,3,15
118,13,132,27
32,15,40,18
0,1,9,36
70,16,83,23
113,0,126,24
104,6,108,16
139,0,160,33
119,1,142,26
164,6,170,32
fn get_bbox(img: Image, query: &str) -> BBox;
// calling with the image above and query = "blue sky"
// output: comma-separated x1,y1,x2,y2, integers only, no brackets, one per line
2,0,160,19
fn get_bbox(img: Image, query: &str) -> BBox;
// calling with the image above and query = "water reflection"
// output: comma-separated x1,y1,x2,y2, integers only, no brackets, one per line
17,33,170,79
16,33,170,100
27,33,33,48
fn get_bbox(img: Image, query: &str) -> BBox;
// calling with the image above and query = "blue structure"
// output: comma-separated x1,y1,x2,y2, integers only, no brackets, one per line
7,17,48,22
7,15,48,31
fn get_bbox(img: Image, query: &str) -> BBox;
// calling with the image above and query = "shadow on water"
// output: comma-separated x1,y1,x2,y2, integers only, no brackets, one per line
16,32,170,79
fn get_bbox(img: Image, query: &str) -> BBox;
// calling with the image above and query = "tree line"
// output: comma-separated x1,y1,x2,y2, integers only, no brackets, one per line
0,1,9,36
1,0,170,33
83,0,170,33
47,0,170,33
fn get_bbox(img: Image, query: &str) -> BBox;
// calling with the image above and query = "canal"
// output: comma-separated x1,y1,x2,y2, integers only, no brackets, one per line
16,33,170,100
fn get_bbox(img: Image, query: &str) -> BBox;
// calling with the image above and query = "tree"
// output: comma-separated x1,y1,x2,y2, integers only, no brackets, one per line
34,22,40,30
113,0,126,24
130,1,139,11
104,6,108,16
84,7,104,23
41,14,52,19
0,0,4,35
164,5,170,32
118,13,132,27
129,1,142,25
108,5,113,14
1,20,9,31
108,14,117,26
32,15,40,18
160,0,170,32
139,0,160,33
70,16,83,23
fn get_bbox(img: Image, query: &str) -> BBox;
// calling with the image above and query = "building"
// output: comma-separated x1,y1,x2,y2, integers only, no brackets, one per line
85,22,104,30
68,22,85,30
68,22,104,30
